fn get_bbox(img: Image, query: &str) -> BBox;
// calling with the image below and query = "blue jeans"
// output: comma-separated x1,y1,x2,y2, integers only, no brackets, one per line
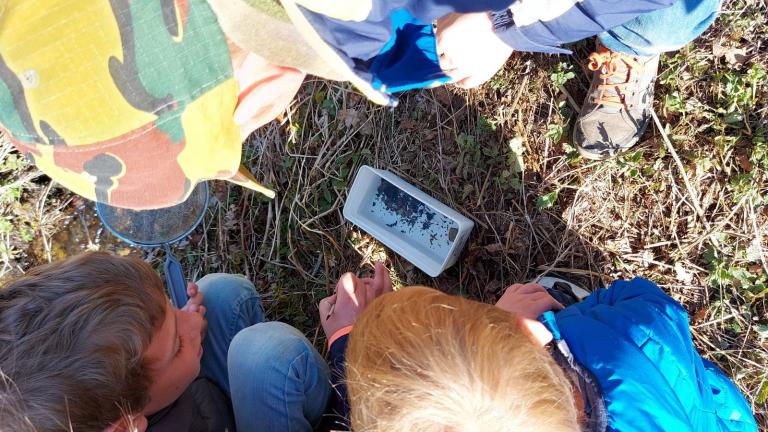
197,274,331,432
599,0,721,56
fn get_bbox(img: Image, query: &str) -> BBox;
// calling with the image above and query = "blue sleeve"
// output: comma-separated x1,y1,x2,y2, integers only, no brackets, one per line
568,277,687,320
490,0,679,53
557,278,758,431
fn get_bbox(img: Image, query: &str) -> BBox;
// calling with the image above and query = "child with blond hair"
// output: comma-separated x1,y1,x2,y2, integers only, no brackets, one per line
318,272,758,431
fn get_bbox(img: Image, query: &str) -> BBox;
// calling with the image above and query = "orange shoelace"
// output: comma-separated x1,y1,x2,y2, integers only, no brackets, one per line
587,47,644,108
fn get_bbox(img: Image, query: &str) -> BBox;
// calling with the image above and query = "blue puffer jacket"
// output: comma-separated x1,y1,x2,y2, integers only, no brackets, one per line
553,278,757,432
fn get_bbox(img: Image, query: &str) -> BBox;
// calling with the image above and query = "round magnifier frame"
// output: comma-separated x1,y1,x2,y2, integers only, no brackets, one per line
96,182,209,247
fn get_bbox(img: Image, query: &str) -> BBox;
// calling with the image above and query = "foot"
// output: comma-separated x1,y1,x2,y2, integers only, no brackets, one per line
573,42,660,160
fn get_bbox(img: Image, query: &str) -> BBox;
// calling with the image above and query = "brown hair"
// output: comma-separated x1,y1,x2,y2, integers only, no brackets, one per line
0,252,167,431
346,286,579,432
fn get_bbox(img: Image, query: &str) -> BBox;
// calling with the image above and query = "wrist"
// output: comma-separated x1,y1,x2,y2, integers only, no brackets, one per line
327,325,354,349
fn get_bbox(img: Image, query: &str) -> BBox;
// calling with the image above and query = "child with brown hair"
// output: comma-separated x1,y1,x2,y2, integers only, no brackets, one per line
0,252,332,432
318,272,759,431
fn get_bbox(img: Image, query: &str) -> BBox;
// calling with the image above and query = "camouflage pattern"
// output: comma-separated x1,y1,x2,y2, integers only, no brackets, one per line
0,0,271,209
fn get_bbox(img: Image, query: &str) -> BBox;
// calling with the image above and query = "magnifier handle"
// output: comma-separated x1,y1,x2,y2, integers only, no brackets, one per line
163,246,188,308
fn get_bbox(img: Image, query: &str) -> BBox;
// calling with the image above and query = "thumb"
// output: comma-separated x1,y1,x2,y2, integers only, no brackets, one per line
186,282,198,298
372,262,393,296
516,317,553,347
335,273,360,308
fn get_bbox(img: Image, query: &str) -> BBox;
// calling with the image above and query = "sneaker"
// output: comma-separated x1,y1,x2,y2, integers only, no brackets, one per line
536,275,591,307
573,41,660,160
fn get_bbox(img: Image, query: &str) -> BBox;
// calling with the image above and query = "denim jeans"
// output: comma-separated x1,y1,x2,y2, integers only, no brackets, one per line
599,0,721,56
196,274,331,432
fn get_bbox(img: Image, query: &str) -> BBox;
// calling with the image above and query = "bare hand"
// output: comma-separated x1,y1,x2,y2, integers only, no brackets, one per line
495,283,564,319
496,283,564,346
436,12,513,89
319,262,393,339
181,282,207,339
181,282,206,317
232,49,305,140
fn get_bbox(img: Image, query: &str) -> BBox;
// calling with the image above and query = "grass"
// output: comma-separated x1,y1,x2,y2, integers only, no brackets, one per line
1,0,767,425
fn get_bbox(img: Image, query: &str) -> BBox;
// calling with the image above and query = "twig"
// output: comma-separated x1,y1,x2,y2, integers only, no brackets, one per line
534,266,609,279
692,313,736,329
558,85,581,113
651,110,709,228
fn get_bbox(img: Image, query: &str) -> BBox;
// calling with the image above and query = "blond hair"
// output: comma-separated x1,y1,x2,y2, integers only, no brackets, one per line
346,286,579,432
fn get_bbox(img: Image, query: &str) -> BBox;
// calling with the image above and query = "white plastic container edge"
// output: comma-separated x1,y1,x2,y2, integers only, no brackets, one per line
343,165,474,277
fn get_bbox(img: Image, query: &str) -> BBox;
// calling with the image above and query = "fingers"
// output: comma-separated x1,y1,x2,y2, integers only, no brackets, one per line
516,317,554,347
372,261,393,295
234,53,305,139
502,283,531,296
505,282,547,295
359,279,373,305
333,264,391,311
319,294,336,319
335,272,361,308
187,282,198,298
527,291,564,310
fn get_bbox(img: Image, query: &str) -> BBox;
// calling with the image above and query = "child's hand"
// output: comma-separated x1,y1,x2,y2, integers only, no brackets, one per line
436,12,513,89
231,48,306,140
496,283,564,346
319,262,393,341
181,282,206,317
495,283,564,319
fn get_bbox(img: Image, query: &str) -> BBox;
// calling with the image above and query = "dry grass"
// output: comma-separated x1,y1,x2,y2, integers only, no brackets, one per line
1,0,767,425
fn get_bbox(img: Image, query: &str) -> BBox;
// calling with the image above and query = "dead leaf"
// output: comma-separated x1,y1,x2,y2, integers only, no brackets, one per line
713,42,748,67
735,152,753,172
693,306,709,323
400,119,419,130
484,243,505,253
338,109,362,129
359,121,374,136
433,87,454,106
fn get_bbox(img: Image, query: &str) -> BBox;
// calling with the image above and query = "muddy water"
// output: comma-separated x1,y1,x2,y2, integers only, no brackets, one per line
27,202,140,265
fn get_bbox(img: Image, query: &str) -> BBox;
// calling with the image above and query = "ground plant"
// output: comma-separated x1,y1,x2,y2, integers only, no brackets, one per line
1,0,766,425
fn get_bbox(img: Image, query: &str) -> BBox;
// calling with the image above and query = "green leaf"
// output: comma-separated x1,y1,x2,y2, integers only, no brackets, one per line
508,136,525,174
756,324,768,340
756,371,768,404
537,191,558,210
545,124,563,142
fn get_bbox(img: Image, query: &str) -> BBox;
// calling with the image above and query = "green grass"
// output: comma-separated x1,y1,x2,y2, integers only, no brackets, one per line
1,0,767,425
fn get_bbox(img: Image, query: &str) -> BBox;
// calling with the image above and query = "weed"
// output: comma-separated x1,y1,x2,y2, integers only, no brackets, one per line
550,62,576,88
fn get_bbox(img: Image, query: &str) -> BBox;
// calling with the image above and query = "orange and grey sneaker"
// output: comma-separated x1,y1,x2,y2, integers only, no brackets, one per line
573,42,660,160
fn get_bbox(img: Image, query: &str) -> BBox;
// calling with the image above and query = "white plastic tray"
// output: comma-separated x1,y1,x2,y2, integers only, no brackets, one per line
343,165,474,277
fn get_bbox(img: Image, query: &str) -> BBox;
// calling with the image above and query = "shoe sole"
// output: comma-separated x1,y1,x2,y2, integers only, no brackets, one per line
576,144,617,161
574,126,647,161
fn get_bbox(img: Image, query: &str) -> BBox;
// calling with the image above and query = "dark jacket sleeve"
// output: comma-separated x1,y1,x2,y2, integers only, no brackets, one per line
317,334,351,431
489,0,680,53
147,377,234,432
